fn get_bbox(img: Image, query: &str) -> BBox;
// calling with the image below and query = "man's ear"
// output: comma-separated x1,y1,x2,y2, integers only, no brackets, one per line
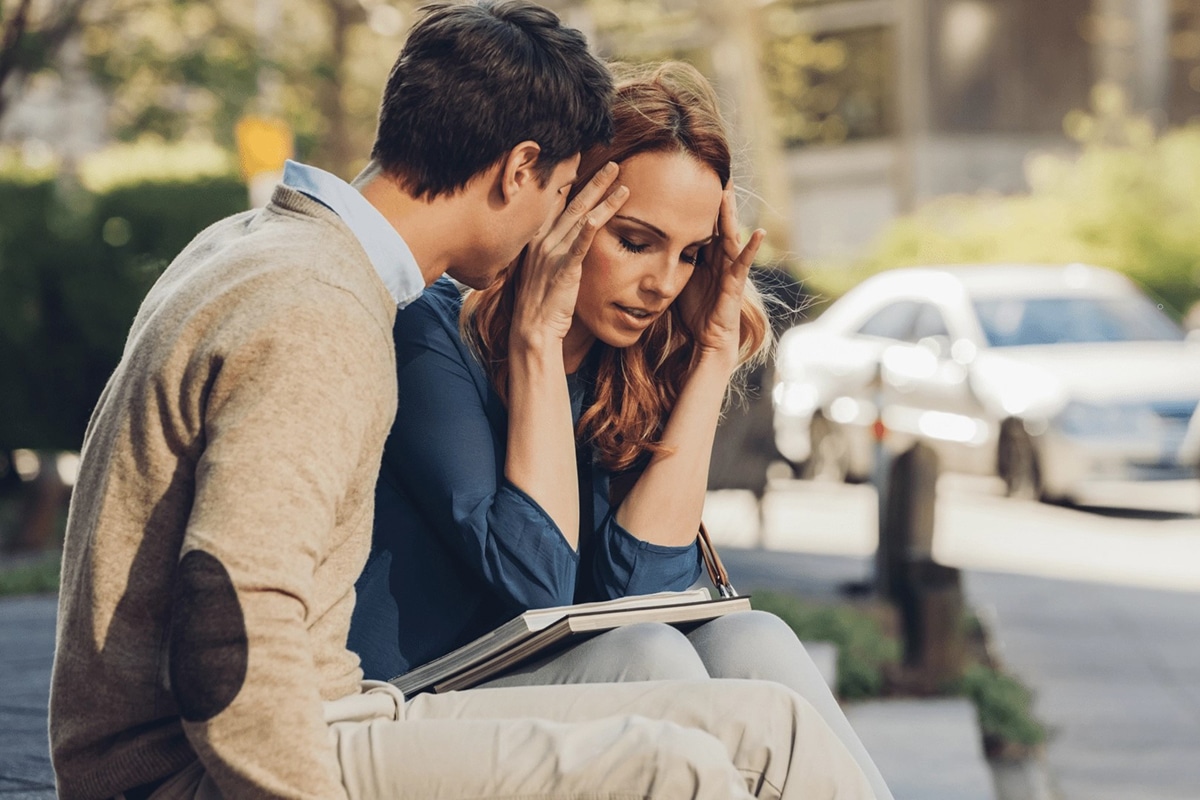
498,140,543,204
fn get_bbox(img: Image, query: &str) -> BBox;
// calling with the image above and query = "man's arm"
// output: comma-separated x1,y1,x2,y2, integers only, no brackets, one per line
169,282,392,798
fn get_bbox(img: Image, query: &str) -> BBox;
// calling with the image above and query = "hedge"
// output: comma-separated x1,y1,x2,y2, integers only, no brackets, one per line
0,175,247,450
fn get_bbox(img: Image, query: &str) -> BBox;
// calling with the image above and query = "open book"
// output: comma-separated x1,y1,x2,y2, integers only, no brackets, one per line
390,588,751,695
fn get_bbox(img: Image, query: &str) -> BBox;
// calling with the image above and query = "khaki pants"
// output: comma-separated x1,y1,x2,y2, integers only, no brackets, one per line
153,679,874,799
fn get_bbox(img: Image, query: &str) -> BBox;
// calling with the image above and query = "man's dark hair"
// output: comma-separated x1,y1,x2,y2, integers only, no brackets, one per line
373,0,614,199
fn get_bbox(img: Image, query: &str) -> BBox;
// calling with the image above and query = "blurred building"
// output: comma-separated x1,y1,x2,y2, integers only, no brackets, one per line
772,0,1200,259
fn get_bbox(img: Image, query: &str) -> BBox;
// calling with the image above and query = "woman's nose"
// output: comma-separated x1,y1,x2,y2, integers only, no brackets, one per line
642,255,688,298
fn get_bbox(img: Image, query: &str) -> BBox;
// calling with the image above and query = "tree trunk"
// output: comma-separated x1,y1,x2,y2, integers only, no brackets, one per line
315,0,357,176
7,452,69,554
0,0,35,123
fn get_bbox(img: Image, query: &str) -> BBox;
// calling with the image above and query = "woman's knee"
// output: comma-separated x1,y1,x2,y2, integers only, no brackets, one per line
595,622,709,681
688,611,806,677
700,610,800,649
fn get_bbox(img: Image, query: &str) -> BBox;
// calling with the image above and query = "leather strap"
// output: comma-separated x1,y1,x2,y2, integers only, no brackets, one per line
698,522,737,598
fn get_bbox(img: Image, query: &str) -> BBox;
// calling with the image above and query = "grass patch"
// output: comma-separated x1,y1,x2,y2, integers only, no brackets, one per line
0,552,61,596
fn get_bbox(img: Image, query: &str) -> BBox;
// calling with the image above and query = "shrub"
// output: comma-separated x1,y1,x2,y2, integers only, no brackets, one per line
750,590,901,700
957,663,1046,754
0,169,246,451
0,552,61,596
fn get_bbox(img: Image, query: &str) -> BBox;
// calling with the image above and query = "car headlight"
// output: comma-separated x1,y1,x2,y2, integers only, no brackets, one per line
1055,401,1159,437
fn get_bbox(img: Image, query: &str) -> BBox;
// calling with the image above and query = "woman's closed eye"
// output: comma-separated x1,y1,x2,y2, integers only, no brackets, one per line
618,236,650,255
619,236,702,267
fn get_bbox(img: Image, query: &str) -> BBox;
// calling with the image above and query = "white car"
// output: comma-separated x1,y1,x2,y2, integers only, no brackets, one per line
772,264,1200,502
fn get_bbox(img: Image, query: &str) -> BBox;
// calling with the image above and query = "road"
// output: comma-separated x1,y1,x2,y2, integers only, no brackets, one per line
706,475,1200,593
706,477,1200,800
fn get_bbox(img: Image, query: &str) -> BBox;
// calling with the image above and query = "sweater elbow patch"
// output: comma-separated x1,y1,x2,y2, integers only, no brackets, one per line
169,550,249,722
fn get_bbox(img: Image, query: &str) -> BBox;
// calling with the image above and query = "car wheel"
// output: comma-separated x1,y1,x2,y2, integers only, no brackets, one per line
801,414,851,483
998,420,1041,500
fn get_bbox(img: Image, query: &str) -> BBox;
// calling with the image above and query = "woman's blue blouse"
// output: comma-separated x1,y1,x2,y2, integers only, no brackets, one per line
348,278,702,681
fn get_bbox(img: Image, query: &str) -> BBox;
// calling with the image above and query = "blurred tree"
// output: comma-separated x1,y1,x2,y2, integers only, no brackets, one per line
77,0,415,176
0,0,90,122
2,0,417,176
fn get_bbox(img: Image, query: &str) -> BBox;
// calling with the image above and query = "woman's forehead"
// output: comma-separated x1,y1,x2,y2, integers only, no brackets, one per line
615,151,723,242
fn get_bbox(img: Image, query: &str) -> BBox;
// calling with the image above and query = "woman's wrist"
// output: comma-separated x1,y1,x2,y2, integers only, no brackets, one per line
509,333,566,385
692,343,740,377
509,323,566,360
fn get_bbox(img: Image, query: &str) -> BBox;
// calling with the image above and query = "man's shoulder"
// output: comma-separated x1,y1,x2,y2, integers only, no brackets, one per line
193,193,391,312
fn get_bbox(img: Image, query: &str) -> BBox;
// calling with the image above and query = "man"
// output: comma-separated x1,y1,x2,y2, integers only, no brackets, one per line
49,2,874,798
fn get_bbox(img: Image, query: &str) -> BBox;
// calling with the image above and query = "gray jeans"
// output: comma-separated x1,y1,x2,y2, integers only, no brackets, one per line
479,609,895,800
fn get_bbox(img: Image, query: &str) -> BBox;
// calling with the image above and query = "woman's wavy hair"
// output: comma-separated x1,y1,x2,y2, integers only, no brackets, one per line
462,60,772,472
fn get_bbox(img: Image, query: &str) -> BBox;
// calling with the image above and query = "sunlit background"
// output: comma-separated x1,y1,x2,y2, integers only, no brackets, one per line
2,0,1198,626
2,3,1199,797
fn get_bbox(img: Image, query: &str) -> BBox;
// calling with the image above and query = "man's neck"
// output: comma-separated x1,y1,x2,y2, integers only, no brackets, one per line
354,162,476,287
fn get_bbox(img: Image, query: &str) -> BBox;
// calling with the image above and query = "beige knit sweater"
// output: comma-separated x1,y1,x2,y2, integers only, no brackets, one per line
49,186,399,799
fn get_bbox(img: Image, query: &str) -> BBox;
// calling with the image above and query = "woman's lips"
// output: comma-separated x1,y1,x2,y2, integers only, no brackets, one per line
614,304,658,327
618,304,651,318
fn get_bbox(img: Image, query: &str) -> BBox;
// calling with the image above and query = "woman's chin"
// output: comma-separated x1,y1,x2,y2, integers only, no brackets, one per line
596,329,646,350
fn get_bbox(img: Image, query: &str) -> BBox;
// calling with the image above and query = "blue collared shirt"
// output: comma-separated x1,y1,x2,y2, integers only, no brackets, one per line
347,279,702,681
282,160,425,309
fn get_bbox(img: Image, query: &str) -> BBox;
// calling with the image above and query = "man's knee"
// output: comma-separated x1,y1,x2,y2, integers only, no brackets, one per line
634,719,753,800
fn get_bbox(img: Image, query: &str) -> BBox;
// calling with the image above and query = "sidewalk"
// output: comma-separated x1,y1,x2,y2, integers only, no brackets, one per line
722,548,999,800
966,570,1200,800
0,595,55,798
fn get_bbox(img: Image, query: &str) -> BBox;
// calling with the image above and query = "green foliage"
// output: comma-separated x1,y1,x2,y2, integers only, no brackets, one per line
0,171,246,450
858,122,1200,316
750,590,900,700
0,552,61,596
957,664,1046,748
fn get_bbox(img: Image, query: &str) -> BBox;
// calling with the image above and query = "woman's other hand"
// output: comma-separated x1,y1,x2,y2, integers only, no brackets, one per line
511,162,629,350
678,185,765,366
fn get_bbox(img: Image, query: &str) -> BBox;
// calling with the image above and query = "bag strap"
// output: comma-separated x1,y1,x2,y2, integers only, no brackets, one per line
697,522,737,598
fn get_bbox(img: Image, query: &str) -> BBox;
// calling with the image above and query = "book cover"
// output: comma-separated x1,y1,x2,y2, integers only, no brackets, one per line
390,588,751,695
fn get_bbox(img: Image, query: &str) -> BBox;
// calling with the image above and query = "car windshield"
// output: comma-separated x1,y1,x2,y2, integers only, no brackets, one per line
973,295,1184,347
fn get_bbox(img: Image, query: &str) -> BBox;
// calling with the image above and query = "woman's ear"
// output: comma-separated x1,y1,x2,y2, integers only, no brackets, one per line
498,141,543,204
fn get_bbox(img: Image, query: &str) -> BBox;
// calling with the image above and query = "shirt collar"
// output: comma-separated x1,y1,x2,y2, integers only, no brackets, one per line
282,159,424,308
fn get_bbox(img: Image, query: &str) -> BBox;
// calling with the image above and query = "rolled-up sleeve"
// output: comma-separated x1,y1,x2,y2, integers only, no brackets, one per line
585,488,703,600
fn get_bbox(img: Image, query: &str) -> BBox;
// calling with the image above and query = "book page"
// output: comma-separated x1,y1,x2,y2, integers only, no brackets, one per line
520,587,713,632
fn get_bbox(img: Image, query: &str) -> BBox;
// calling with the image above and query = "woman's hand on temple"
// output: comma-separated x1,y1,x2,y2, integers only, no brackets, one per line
511,163,629,350
679,186,765,366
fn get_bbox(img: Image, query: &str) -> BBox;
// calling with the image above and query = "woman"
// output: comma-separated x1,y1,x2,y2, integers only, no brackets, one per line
350,62,892,799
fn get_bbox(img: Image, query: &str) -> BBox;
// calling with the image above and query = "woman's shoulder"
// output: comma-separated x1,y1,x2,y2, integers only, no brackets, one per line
412,276,467,318
393,276,466,341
